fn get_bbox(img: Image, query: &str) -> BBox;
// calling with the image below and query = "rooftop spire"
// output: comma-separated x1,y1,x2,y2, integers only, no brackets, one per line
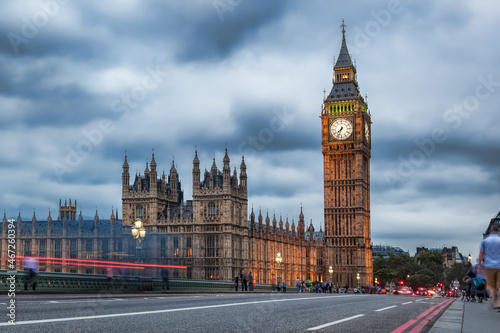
335,19,353,69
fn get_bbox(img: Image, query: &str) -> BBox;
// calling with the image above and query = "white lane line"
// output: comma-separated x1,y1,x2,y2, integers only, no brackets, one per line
0,295,369,327
45,298,124,304
401,301,413,305
374,305,397,312
307,314,365,331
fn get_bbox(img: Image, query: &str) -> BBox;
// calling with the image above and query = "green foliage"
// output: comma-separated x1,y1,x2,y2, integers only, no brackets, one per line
373,251,450,288
445,263,466,287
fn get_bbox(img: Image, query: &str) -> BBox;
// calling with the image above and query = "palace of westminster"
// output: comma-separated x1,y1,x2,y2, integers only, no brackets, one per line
0,25,374,287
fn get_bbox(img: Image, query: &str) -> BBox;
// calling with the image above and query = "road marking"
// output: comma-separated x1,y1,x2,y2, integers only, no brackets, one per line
391,298,454,333
0,295,369,327
375,305,397,312
307,314,365,331
402,301,413,305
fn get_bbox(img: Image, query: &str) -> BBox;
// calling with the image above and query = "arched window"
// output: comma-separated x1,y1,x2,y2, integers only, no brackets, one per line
136,205,144,218
208,202,216,218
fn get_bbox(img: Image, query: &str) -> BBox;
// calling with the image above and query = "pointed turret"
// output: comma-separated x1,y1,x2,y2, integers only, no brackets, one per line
122,151,130,193
298,206,305,240
265,211,271,234
193,149,200,190
239,155,247,189
258,209,263,232
223,147,230,190
32,208,37,222
308,219,314,242
150,150,157,194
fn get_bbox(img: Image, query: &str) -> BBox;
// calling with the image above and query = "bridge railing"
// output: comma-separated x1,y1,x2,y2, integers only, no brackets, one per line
0,270,272,293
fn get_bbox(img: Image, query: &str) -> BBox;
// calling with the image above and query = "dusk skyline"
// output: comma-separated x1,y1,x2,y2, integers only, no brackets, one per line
1,0,500,260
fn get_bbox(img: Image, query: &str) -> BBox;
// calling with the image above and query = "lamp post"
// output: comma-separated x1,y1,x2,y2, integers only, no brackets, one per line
276,251,282,286
356,272,360,290
131,219,146,268
328,266,333,282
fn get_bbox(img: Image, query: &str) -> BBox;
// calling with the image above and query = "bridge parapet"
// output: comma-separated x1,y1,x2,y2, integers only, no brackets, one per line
0,270,272,293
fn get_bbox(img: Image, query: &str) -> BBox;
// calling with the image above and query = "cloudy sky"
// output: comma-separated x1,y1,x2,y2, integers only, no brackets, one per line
1,0,499,259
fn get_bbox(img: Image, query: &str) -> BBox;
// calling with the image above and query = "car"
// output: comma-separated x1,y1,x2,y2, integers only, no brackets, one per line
395,286,414,295
415,287,428,296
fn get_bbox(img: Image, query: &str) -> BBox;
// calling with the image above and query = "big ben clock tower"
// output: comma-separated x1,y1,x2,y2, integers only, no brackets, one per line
321,21,373,287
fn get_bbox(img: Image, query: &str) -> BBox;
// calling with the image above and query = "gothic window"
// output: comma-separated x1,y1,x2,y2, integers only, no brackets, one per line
54,239,62,258
206,268,219,280
85,239,93,259
316,252,323,266
173,236,179,257
102,239,109,259
39,240,46,258
136,205,144,219
205,235,218,257
186,236,192,258
24,240,31,257
208,202,216,218
70,239,78,259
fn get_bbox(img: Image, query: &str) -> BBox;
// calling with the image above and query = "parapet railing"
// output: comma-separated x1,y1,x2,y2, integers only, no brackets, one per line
0,269,272,293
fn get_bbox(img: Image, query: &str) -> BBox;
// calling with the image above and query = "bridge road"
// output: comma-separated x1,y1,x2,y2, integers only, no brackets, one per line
0,293,453,332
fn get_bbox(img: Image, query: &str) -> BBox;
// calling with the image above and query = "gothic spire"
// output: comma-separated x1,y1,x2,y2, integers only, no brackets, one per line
334,19,353,69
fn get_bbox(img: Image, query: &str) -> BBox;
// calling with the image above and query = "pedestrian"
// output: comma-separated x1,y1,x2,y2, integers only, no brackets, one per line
282,280,286,292
477,222,500,310
234,275,239,292
23,257,39,291
344,284,349,293
248,272,254,292
296,277,301,293
161,268,170,291
106,267,113,290
272,275,277,292
473,260,490,300
241,272,248,292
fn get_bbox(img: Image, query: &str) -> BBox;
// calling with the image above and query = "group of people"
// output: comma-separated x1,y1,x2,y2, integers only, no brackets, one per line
294,277,348,293
234,271,254,292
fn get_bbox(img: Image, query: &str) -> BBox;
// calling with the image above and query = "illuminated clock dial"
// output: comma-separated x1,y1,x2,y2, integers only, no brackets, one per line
330,118,353,140
365,122,370,143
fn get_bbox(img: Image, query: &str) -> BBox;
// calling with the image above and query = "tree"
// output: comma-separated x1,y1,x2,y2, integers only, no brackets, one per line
415,250,445,285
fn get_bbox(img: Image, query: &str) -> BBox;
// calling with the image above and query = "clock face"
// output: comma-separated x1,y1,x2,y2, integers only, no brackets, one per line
365,123,370,143
330,118,353,140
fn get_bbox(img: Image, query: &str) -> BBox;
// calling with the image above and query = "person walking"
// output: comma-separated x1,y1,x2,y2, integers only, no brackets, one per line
272,275,277,292
477,222,500,310
296,277,301,293
248,272,254,292
234,275,239,292
23,257,39,291
241,272,247,292
161,268,170,291
106,267,113,290
282,280,286,292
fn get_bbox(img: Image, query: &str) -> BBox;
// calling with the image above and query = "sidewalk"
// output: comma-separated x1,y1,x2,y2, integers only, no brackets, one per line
429,297,499,332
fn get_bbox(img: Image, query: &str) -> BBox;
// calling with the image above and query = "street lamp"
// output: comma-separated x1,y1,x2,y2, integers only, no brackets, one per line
276,251,282,286
328,266,333,282
356,272,360,289
131,219,146,265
